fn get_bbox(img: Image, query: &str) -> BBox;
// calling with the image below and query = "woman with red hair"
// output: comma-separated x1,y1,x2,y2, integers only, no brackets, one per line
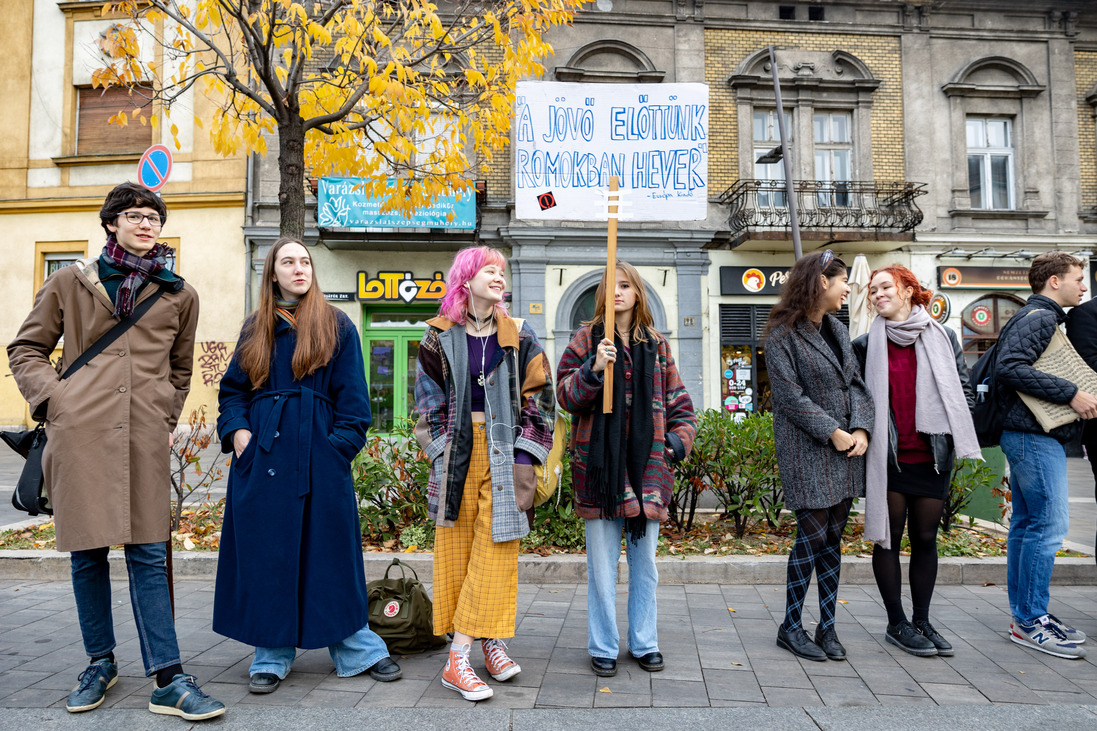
853,265,981,658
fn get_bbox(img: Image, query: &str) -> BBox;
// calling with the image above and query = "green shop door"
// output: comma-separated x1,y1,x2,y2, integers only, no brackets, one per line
361,307,433,433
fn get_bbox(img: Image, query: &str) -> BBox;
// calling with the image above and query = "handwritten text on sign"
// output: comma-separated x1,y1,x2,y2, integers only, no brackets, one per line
514,82,709,222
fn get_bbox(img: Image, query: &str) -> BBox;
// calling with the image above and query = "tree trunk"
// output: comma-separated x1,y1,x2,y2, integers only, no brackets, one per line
277,114,307,240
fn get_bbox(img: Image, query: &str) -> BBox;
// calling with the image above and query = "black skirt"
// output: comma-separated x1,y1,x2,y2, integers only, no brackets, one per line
887,460,951,499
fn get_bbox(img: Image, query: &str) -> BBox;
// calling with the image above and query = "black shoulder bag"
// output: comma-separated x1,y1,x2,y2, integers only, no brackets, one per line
2,288,166,516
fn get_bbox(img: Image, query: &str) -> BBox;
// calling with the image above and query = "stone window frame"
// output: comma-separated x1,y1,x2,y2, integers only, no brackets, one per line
728,49,880,185
554,40,665,84
942,56,1047,221
1085,81,1097,222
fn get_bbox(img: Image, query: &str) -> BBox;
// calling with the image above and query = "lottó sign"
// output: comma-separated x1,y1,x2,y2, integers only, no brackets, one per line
514,81,709,222
929,293,951,323
358,271,447,303
937,266,1029,290
720,266,791,296
318,178,476,230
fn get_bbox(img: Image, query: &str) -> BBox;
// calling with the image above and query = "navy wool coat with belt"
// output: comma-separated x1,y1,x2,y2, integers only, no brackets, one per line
213,311,371,649
767,316,875,511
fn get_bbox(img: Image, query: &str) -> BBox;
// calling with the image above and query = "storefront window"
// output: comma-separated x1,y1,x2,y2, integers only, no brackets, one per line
960,294,1025,366
571,286,597,333
362,306,433,433
719,305,772,415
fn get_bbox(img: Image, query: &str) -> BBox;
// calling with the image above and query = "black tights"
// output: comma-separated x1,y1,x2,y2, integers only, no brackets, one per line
783,499,851,632
871,491,945,625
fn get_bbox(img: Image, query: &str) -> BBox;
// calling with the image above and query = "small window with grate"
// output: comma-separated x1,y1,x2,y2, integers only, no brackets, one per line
720,304,773,344
808,6,824,21
779,6,797,20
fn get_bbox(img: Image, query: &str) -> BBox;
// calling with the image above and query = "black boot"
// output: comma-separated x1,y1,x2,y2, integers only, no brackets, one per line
777,625,827,662
814,626,846,660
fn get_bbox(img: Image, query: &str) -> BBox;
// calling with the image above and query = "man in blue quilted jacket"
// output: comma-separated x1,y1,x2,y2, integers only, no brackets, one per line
997,252,1097,660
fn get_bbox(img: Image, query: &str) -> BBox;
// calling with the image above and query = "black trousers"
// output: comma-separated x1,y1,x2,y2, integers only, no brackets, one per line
1085,421,1097,565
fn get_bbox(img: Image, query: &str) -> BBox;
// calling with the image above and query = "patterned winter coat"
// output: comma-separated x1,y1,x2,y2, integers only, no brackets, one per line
767,316,875,511
556,325,697,522
414,315,555,542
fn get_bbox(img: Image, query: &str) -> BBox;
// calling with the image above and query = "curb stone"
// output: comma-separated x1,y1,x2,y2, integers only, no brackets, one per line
0,549,1093,585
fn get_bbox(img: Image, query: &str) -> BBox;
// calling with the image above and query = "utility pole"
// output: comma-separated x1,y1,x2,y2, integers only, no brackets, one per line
768,45,803,260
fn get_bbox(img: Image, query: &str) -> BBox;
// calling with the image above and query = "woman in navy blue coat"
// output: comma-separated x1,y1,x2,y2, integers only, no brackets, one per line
214,237,401,694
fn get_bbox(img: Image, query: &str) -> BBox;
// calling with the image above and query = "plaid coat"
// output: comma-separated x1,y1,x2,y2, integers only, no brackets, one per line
414,315,554,542
556,325,697,522
767,317,875,511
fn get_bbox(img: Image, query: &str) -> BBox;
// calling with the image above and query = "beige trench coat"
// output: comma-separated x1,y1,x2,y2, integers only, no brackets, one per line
7,258,198,552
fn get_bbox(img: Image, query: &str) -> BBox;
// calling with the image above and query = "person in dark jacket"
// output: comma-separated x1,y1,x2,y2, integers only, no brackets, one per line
556,261,697,678
1065,296,1097,553
215,237,401,693
765,250,874,662
997,252,1097,660
852,265,981,659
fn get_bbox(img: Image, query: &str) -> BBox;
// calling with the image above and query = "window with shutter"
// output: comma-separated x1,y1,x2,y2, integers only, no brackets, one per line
76,86,154,155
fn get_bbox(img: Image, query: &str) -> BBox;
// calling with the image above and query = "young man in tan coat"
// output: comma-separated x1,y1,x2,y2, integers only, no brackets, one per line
7,183,225,720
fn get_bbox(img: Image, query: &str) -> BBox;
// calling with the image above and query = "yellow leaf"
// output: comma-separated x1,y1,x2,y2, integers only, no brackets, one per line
403,545,417,552
838,600,849,604
731,662,743,667
598,687,611,693
727,608,736,612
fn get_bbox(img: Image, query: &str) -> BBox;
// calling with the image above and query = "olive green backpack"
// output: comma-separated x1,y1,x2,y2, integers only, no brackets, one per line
366,558,448,655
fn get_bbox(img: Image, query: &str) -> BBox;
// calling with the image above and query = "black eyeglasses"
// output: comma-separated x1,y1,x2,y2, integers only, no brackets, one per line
120,211,163,227
819,249,834,270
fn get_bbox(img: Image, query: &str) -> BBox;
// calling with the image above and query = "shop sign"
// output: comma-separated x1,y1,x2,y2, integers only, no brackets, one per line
514,81,708,222
318,177,476,230
358,271,447,302
324,292,355,302
929,292,951,323
937,266,1029,290
720,266,791,295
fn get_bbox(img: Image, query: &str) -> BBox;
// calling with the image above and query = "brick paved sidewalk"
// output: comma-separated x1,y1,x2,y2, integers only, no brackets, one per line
3,577,1097,714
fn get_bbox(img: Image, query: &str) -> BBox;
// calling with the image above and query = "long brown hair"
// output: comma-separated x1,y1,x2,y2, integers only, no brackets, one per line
235,237,340,389
584,261,655,343
764,250,848,337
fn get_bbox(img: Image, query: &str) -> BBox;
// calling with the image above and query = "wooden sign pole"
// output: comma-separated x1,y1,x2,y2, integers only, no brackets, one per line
603,177,619,414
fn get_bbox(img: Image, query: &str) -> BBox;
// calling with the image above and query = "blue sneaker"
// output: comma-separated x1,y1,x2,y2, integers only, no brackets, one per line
67,659,118,712
148,674,226,721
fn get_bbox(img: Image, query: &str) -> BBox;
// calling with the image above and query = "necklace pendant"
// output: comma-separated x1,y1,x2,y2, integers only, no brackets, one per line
477,374,486,387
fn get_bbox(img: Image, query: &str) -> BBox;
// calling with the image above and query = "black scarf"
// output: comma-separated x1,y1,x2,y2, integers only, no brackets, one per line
102,235,172,318
586,323,656,543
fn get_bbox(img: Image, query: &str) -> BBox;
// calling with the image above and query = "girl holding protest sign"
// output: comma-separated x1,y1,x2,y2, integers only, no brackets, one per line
556,262,697,677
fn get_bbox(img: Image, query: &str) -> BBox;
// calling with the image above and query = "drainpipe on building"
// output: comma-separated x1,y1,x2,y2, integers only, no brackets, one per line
769,45,803,261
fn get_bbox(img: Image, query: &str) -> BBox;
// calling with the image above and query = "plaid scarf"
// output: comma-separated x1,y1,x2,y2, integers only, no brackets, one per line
101,235,172,318
586,323,656,543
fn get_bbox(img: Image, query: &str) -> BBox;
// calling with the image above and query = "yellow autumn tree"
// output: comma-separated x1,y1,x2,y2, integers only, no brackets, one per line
97,0,584,238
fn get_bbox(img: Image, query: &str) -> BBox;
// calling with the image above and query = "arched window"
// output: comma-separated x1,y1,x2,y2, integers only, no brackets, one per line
960,294,1026,365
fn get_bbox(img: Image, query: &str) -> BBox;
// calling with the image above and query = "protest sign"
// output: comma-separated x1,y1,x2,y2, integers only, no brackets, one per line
1018,327,1097,432
514,81,708,221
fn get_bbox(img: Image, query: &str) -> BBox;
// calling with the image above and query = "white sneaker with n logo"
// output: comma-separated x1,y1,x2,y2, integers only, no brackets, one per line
1010,615,1087,659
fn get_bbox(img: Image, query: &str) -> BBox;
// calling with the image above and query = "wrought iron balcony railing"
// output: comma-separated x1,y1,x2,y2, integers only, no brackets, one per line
718,180,927,235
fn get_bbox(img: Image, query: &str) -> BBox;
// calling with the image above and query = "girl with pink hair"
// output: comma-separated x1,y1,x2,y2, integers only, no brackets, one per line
414,246,556,701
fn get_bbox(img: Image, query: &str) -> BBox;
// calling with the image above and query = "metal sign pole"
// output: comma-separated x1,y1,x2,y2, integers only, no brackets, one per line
769,46,803,261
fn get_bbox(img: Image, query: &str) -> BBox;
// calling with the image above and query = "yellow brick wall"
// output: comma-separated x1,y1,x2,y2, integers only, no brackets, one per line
1077,51,1097,211
705,30,905,194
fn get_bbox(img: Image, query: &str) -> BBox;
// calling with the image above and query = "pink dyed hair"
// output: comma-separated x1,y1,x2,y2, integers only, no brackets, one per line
438,245,510,323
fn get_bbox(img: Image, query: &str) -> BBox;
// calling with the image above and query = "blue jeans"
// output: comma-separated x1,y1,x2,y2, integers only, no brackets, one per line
1001,430,1070,623
250,622,390,679
70,542,181,677
584,518,659,659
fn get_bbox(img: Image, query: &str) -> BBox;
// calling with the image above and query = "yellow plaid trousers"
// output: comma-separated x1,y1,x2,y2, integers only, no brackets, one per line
432,422,520,638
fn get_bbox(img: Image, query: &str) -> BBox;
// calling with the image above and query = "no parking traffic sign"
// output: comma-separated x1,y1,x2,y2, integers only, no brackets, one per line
137,144,173,192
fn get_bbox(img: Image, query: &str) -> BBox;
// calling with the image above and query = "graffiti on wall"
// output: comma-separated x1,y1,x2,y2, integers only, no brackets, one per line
199,342,233,386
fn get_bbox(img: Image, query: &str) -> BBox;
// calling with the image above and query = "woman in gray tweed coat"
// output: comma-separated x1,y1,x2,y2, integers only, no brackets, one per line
765,250,874,663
